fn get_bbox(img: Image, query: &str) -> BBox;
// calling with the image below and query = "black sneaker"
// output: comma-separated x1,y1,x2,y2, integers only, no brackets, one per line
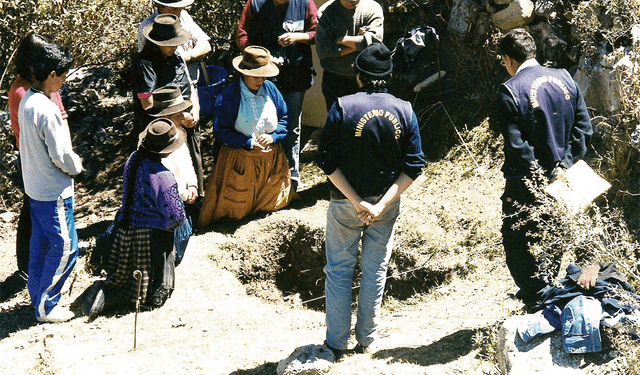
353,343,371,354
82,282,107,320
323,341,349,361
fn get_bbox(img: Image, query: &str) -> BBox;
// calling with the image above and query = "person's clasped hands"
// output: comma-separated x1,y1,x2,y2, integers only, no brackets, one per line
278,33,298,47
185,185,198,204
252,133,274,150
355,200,384,225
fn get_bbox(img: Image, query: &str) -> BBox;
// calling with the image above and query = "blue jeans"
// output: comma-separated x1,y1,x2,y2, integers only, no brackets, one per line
281,90,305,192
518,296,603,354
562,295,603,353
324,197,401,350
28,196,78,317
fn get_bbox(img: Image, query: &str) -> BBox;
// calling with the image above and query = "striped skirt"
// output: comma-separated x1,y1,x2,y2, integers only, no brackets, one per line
104,225,175,307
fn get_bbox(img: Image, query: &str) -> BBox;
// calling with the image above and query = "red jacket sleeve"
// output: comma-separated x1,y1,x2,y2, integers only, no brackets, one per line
306,0,318,42
235,0,253,51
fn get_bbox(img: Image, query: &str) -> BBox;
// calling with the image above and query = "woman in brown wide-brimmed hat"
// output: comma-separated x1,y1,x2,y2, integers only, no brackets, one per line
134,13,205,197
198,46,294,227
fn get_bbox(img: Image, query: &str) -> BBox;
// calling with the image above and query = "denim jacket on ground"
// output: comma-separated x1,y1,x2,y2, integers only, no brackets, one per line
517,263,639,353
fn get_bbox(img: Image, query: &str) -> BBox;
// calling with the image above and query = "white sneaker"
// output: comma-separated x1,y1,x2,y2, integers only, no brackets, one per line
36,306,75,323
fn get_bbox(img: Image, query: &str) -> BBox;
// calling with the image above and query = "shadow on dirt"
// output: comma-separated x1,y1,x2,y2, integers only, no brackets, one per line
386,265,465,301
229,362,278,375
0,302,36,340
373,328,482,366
0,271,27,303
76,219,114,242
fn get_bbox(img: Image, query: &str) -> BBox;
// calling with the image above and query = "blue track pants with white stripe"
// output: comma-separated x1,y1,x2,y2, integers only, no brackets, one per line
28,196,78,318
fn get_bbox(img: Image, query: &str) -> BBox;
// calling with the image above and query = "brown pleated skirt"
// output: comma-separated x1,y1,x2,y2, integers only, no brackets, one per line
198,143,292,227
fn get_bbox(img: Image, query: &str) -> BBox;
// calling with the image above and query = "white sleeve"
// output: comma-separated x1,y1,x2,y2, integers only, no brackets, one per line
161,143,197,201
40,104,83,176
181,11,210,43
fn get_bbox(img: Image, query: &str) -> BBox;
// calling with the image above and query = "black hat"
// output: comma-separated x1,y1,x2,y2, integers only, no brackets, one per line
355,43,393,78
143,14,191,47
147,85,193,117
138,118,187,156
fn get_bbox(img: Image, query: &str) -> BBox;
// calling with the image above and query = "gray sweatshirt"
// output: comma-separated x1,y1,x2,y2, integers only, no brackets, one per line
316,0,384,77
18,88,83,201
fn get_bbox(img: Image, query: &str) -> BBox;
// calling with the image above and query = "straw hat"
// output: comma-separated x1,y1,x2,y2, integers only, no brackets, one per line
138,118,187,156
143,14,191,47
232,46,279,77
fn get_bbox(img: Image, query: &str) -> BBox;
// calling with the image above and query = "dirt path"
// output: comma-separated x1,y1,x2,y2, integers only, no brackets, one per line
0,125,517,374
0,216,520,375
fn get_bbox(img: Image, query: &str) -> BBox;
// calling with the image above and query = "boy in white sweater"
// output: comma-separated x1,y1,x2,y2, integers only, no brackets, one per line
18,42,82,323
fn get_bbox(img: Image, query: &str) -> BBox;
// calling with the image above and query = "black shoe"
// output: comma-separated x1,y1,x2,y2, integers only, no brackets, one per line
323,341,349,361
82,282,107,320
353,343,371,354
523,300,541,314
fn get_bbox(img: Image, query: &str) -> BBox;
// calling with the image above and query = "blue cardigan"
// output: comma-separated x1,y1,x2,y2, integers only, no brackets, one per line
212,79,289,149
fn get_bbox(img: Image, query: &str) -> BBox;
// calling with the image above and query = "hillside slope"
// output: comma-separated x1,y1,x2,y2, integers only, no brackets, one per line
0,120,524,374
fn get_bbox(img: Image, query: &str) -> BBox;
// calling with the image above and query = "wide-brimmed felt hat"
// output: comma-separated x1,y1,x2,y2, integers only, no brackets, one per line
143,14,191,47
138,118,187,156
154,0,194,7
232,46,279,78
355,43,393,78
147,85,193,117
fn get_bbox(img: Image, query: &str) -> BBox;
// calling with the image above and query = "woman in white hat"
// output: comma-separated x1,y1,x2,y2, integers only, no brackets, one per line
83,118,187,319
198,46,294,227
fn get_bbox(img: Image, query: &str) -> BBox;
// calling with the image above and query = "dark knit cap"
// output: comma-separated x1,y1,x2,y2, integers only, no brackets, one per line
355,43,393,78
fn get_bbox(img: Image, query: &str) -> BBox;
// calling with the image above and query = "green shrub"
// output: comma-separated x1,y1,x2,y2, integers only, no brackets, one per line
0,0,249,96
571,0,640,57
0,0,150,95
190,0,244,47
513,169,640,290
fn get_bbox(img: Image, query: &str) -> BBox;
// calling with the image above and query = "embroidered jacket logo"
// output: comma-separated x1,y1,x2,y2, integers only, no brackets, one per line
529,76,571,109
355,109,402,139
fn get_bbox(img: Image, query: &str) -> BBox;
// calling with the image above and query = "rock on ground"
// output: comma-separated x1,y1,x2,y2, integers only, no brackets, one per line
491,0,534,31
277,344,335,375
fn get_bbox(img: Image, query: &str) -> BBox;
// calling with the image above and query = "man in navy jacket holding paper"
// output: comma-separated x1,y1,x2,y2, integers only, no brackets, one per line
495,28,593,306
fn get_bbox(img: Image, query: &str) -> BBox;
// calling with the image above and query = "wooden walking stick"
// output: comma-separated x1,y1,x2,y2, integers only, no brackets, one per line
133,270,142,349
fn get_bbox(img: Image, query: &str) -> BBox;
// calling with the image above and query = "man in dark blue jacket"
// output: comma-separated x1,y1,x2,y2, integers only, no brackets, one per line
496,28,593,306
316,43,425,357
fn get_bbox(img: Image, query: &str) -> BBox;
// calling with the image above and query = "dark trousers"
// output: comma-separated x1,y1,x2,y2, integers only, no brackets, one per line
16,156,30,275
501,178,549,303
16,193,31,274
149,229,175,307
185,124,204,197
321,70,359,112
